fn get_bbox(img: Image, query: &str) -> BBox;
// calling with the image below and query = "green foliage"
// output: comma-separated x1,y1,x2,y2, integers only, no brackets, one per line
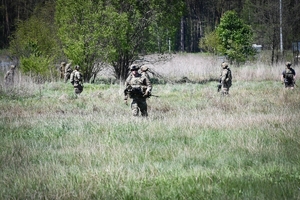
55,0,184,81
55,0,121,81
9,15,61,60
20,55,55,82
199,30,218,54
216,11,256,64
8,4,62,81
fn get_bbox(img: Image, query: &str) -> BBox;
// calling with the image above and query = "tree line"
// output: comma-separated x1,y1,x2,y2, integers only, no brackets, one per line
1,0,299,81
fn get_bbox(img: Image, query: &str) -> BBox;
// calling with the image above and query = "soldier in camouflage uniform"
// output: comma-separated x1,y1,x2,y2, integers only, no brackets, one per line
219,62,232,95
64,63,73,83
4,65,16,86
124,64,152,117
70,65,83,95
281,62,296,89
140,65,151,80
60,62,66,79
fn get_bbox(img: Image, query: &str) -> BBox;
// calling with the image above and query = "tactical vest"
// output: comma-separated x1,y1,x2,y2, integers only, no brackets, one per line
126,75,145,97
226,68,232,81
284,68,294,81
71,70,82,87
224,68,232,87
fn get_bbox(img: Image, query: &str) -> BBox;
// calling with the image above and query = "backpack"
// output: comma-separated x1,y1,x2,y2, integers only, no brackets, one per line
226,68,232,81
70,71,75,85
225,68,232,87
284,68,294,81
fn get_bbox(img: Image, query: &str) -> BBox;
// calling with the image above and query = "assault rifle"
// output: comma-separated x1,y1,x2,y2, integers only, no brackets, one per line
281,80,297,87
217,83,222,92
124,86,159,98
145,93,159,98
217,79,222,92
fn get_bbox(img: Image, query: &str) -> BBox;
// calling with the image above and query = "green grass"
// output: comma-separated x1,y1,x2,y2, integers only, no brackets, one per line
0,79,300,199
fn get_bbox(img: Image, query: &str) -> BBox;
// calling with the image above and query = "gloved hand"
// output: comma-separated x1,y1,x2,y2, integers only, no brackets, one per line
143,90,151,97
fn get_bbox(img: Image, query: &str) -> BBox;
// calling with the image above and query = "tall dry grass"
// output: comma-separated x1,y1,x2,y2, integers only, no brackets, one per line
151,53,289,82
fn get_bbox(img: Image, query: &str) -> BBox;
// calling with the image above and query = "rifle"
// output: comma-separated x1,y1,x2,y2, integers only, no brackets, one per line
217,83,222,92
124,87,159,98
217,78,222,92
124,87,144,96
124,88,130,96
282,80,297,87
146,93,159,98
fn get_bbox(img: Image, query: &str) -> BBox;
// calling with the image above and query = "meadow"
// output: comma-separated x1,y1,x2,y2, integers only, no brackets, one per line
0,54,299,199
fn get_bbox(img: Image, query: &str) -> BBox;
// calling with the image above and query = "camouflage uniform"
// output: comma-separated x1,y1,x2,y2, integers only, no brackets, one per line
70,65,84,94
60,62,66,79
219,62,232,95
281,62,296,89
124,65,152,117
4,65,16,86
64,63,73,83
140,65,151,80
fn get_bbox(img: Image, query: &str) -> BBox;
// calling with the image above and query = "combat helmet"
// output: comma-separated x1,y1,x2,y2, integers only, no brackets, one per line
10,65,16,69
75,65,80,70
61,62,66,66
130,64,139,71
140,65,149,72
285,62,292,67
221,62,228,69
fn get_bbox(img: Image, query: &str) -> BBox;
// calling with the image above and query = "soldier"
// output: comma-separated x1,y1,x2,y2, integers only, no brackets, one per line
124,64,152,117
60,62,67,79
4,65,16,86
219,62,232,95
281,62,296,89
64,63,73,83
140,65,151,80
70,65,84,95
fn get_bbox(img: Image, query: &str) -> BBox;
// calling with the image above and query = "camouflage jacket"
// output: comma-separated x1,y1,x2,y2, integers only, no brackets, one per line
282,68,295,82
220,68,232,85
124,73,152,99
4,69,15,83
65,64,73,73
70,70,83,87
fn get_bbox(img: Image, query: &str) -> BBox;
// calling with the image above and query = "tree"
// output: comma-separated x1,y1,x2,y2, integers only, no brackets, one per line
0,0,52,49
9,1,62,82
216,10,255,65
55,0,105,82
244,0,300,65
55,0,184,81
198,27,218,54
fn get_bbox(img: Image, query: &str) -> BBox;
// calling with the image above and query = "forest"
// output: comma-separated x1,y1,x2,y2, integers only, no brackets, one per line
1,0,300,81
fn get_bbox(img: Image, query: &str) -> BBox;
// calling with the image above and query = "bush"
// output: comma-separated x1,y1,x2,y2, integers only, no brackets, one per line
20,55,58,83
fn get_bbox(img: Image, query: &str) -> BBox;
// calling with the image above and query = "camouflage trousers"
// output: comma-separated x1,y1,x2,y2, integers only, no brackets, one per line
221,83,231,95
64,72,71,83
284,81,295,88
131,97,148,117
74,85,83,94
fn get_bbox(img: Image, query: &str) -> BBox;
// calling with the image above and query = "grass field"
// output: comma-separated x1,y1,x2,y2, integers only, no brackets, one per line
0,54,300,199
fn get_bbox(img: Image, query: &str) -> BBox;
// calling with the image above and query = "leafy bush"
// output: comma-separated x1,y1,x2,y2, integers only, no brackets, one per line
216,11,256,65
20,55,57,83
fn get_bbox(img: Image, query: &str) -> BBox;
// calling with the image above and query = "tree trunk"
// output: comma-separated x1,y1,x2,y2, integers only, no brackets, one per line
180,17,185,52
